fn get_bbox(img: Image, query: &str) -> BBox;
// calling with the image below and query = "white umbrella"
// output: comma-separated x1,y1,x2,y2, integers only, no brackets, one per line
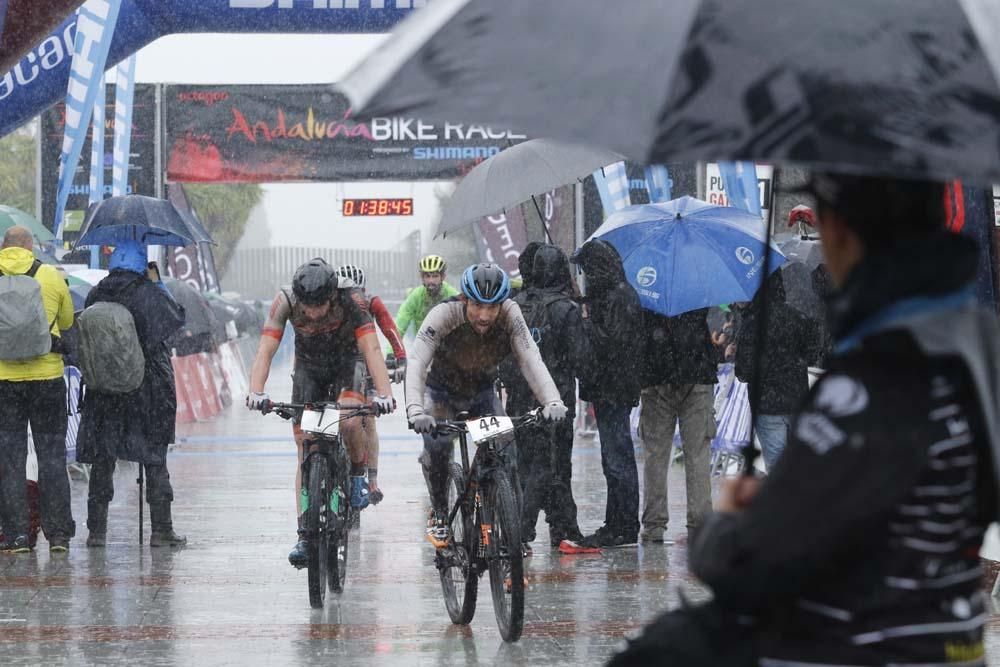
437,139,624,237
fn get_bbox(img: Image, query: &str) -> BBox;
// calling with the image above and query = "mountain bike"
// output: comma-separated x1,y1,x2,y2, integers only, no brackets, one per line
424,409,542,642
261,399,374,608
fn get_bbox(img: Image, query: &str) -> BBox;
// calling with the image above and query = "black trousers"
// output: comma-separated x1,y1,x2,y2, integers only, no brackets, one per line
87,458,174,533
593,400,640,535
519,414,580,542
0,378,74,539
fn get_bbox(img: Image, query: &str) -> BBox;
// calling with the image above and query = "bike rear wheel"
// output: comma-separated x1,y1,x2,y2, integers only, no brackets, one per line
306,455,330,608
439,462,477,624
485,472,524,642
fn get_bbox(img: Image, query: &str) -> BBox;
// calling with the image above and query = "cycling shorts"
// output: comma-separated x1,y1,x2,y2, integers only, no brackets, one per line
291,357,367,424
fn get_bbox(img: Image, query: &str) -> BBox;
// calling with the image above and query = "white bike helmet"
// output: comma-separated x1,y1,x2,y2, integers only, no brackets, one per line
336,264,366,289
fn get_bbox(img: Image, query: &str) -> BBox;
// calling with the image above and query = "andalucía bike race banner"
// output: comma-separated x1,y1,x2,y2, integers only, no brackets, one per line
165,84,526,183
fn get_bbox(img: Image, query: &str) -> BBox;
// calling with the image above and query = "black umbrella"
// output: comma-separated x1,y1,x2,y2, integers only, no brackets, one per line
779,261,823,321
164,278,215,338
341,0,1000,184
76,195,197,248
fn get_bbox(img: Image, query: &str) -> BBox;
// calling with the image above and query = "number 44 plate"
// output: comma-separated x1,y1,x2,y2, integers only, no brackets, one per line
301,407,340,436
466,415,515,445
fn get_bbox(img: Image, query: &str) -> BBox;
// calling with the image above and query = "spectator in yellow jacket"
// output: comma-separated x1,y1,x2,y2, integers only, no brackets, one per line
0,226,74,553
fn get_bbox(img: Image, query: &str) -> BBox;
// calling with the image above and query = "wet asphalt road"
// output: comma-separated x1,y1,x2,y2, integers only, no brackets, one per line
2,366,1000,665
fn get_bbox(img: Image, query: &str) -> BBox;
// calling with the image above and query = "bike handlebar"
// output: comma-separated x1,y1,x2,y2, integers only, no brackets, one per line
421,408,544,434
260,400,377,420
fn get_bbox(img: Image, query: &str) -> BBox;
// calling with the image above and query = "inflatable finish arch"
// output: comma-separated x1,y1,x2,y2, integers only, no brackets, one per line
0,0,417,138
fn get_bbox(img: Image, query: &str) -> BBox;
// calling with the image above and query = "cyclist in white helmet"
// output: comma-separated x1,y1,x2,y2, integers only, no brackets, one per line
336,264,406,504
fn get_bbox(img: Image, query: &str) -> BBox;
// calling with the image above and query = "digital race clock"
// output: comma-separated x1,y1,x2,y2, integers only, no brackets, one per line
342,198,414,216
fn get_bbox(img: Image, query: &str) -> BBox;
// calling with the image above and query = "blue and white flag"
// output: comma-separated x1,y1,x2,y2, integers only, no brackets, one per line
111,55,136,197
643,164,673,203
87,74,106,268
54,0,123,240
717,161,761,217
88,75,106,208
593,160,631,216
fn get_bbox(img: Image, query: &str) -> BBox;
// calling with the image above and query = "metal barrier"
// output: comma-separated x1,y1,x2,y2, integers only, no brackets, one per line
222,244,419,301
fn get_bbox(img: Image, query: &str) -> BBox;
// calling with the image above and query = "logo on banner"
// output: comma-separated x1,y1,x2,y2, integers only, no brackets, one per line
735,247,755,265
636,266,658,287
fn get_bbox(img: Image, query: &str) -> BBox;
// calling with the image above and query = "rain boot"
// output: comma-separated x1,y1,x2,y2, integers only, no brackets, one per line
86,501,108,548
149,502,187,547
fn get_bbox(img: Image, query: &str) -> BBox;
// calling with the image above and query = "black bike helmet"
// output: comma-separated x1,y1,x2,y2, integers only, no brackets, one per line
292,258,337,305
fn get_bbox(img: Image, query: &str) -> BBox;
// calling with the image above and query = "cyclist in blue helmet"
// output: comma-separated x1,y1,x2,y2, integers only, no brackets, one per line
404,263,567,547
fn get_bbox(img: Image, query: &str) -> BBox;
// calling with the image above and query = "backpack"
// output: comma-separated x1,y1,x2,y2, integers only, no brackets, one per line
516,289,567,356
77,284,146,394
0,260,52,361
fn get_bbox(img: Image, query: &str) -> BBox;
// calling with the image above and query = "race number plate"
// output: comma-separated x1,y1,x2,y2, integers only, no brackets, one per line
466,415,515,445
300,406,340,437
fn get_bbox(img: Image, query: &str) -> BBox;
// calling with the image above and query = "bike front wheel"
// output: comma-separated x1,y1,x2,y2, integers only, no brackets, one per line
439,462,477,625
306,455,330,608
485,472,524,642
329,484,350,594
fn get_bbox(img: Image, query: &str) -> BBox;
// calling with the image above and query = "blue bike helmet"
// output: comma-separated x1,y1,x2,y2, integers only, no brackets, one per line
460,263,511,304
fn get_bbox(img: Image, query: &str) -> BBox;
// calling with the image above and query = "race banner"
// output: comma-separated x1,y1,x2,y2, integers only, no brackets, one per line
164,84,526,183
41,83,156,238
165,184,221,292
476,208,529,279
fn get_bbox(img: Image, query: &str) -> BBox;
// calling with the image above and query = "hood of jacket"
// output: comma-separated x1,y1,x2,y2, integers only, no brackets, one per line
518,241,544,289
532,244,573,292
574,239,625,293
0,246,35,275
99,267,148,295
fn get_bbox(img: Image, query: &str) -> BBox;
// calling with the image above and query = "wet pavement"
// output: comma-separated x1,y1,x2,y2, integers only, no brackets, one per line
3,365,1000,665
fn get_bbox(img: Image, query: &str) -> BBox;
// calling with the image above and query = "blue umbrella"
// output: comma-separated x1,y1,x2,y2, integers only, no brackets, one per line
591,197,786,316
75,195,196,248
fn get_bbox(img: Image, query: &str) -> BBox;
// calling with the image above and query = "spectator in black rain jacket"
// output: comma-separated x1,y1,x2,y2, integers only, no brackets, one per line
502,244,590,548
735,270,823,471
77,242,188,548
638,307,718,544
610,174,1000,667
571,239,642,548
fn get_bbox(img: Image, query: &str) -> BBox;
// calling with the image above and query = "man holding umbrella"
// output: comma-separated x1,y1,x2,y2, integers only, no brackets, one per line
611,174,1000,666
77,240,187,547
73,195,195,547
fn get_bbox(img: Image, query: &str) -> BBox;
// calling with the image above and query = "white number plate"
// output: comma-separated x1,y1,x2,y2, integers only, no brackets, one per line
466,415,515,445
300,407,340,437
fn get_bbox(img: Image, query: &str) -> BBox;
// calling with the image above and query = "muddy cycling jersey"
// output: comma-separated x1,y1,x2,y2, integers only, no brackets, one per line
261,289,374,370
404,298,559,419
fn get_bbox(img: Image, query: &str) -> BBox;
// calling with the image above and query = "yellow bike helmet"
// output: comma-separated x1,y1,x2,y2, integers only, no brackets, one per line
419,254,446,273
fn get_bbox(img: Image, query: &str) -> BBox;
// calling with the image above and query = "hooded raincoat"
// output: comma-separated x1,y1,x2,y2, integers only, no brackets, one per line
77,246,185,465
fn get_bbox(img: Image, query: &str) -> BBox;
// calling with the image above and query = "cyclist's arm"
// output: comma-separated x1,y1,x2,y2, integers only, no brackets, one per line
371,296,406,359
393,288,421,339
404,301,461,419
250,292,290,393
503,300,561,406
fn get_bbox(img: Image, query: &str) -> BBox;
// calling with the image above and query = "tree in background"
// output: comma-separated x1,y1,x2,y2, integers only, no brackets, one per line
0,128,36,213
184,183,263,277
